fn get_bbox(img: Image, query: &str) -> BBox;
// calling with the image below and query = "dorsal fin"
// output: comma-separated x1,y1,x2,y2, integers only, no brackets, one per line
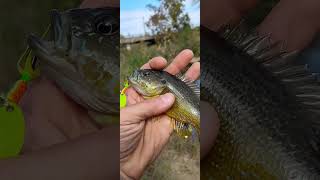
218,23,320,150
176,73,200,98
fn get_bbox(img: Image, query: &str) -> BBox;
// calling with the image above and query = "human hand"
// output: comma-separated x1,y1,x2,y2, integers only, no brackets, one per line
120,49,200,179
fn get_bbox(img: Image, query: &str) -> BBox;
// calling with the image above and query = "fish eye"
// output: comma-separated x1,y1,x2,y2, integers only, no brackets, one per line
95,16,119,35
160,79,166,84
143,72,150,76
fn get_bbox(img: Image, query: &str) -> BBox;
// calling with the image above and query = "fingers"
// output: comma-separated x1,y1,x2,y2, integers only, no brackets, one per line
141,57,167,70
164,49,194,75
184,62,200,81
125,88,143,105
121,93,175,123
141,49,197,78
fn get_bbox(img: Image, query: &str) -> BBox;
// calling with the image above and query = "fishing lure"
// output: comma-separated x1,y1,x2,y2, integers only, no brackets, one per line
120,80,129,108
0,49,37,158
0,26,49,158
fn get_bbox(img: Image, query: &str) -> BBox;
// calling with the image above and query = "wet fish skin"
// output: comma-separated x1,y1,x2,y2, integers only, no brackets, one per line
128,69,200,136
28,8,120,115
201,26,320,179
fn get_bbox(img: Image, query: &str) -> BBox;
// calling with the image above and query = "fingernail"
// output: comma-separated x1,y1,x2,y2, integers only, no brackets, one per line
183,49,194,56
160,93,175,104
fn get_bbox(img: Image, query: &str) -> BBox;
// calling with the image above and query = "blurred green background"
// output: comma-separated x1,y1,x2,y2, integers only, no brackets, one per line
0,0,80,92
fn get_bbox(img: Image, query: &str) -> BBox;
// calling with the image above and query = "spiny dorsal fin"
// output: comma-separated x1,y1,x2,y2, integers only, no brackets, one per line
176,73,200,98
218,23,320,147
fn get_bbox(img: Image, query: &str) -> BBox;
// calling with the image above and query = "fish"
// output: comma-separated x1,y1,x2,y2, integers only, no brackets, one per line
128,69,200,138
200,24,320,179
27,8,120,117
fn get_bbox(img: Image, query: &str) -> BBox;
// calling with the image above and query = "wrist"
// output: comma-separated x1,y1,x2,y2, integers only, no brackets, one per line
121,156,146,180
120,169,136,180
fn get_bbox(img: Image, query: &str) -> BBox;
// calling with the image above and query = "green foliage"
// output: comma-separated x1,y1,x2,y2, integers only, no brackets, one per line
146,0,191,44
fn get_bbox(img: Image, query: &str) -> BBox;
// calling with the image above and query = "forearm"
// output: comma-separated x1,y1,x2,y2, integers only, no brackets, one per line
258,0,320,51
201,0,258,31
0,126,119,180
80,0,119,8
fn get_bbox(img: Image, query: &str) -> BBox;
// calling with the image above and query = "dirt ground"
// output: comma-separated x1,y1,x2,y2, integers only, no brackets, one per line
142,134,200,180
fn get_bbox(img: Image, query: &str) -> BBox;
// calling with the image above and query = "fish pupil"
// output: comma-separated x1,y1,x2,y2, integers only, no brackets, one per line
97,22,112,34
143,72,150,76
95,16,119,35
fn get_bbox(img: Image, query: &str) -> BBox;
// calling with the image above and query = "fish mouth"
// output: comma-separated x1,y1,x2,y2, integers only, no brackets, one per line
28,34,52,56
27,10,68,66
128,71,144,94
27,34,60,69
127,70,155,97
127,70,138,84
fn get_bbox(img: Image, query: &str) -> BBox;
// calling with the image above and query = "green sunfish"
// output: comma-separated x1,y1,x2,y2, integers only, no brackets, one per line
128,69,200,138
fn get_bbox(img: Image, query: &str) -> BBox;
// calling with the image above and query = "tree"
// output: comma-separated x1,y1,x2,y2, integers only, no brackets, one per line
146,0,190,42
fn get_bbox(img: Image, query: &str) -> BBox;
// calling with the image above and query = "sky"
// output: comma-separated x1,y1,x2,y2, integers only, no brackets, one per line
120,0,200,37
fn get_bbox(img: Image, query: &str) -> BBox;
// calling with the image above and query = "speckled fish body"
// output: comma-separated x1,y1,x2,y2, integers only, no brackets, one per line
27,7,119,115
128,69,200,137
201,26,320,179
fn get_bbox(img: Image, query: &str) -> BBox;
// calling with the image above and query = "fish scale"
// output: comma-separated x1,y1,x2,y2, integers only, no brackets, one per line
201,26,320,179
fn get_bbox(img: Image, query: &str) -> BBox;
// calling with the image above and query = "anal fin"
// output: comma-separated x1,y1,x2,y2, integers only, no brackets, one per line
171,119,193,139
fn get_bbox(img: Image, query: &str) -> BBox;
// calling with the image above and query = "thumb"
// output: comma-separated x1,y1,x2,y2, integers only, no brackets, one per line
121,93,175,123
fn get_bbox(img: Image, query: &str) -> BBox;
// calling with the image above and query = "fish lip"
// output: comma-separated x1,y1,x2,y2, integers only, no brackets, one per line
27,34,58,66
27,34,51,55
127,70,153,97
127,76,134,86
127,70,139,84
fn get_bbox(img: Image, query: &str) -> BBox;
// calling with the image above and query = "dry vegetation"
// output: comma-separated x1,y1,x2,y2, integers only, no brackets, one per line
142,134,200,180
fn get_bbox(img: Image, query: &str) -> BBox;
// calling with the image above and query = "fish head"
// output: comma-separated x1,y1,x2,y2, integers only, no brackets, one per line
128,69,167,97
27,8,120,114
28,7,120,95
51,7,119,60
